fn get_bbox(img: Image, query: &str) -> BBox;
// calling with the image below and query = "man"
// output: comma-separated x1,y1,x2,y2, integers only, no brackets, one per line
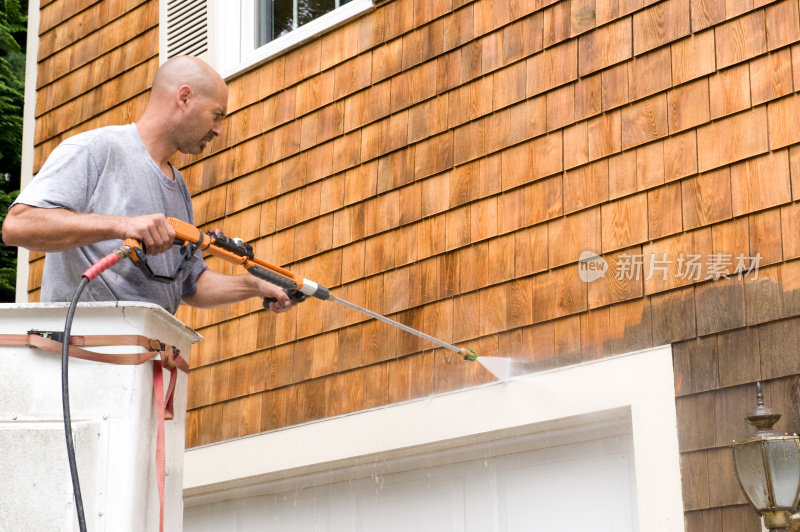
2,56,294,314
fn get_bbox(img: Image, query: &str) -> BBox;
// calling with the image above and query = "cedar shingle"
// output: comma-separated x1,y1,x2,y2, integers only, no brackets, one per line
711,218,749,276
580,307,610,360
553,315,582,365
601,62,629,111
563,121,589,170
372,40,404,83
621,94,668,149
548,207,602,268
515,224,550,275
768,93,800,149
782,202,800,259
676,394,716,452
650,286,697,343
443,4,476,51
571,0,597,35
730,149,791,216
480,30,503,75
681,451,710,512
766,0,800,50
708,64,751,119
695,277,747,335
608,150,637,199
720,505,766,532
672,30,716,85
745,266,785,324
578,17,633,76
749,209,784,265
454,118,486,166
493,61,527,110
682,168,733,230
470,197,498,242
601,192,649,252
633,0,691,55
487,234,514,284
636,141,665,191
575,73,603,120
543,0,572,47
597,0,621,24
629,47,672,100
667,78,710,133
546,84,575,131
588,110,622,160
526,40,579,96
673,336,719,395
715,10,767,69
664,129,698,181
691,0,725,31
697,106,769,172
750,49,794,105
648,182,682,239
358,9,385,53
587,246,645,307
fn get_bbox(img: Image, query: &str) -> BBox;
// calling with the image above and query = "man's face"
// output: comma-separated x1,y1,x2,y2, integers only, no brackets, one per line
178,82,228,155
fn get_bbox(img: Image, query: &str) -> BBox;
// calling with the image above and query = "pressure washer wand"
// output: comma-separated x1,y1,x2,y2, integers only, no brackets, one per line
124,218,478,361
329,295,477,360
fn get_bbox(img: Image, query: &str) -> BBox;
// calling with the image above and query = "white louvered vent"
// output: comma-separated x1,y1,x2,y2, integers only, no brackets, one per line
166,0,208,59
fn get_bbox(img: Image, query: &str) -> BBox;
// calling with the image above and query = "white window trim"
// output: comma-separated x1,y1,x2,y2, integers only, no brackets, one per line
207,0,374,80
184,345,686,532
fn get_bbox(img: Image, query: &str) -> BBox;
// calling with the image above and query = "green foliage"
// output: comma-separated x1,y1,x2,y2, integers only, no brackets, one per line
0,0,26,301
0,186,18,300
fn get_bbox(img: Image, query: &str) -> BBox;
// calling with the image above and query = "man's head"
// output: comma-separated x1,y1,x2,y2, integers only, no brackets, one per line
144,56,228,155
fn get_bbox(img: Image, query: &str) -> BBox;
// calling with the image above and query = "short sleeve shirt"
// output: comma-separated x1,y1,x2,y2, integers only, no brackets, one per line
14,124,207,314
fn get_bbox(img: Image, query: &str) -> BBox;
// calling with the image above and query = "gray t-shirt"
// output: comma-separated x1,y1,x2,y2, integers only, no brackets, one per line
14,124,207,314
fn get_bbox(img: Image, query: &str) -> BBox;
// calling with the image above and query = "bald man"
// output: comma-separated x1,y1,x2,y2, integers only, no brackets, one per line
3,56,295,314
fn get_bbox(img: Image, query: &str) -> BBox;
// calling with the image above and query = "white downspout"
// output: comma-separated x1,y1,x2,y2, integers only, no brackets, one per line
15,0,41,303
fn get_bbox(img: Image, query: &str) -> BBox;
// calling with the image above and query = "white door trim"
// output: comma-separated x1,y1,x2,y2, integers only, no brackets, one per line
184,345,685,532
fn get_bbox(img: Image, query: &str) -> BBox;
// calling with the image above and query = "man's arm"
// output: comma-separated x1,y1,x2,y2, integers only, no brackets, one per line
2,204,176,255
182,268,297,312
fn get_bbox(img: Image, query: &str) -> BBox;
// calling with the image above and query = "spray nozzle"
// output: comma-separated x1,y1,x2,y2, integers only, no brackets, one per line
459,347,478,361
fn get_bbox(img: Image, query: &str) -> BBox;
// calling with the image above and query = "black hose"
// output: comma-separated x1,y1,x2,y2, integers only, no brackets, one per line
62,276,89,532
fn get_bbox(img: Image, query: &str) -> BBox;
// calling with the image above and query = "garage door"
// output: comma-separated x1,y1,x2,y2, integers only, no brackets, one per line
184,427,638,532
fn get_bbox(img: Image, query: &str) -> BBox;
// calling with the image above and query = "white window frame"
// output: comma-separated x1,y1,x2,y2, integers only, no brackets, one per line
184,345,686,531
206,0,374,79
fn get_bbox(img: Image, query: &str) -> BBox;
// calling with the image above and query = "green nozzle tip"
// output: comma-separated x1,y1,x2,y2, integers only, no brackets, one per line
461,348,478,361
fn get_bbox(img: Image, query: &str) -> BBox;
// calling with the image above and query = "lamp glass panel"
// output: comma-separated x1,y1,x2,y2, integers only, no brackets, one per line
766,438,800,508
734,441,771,509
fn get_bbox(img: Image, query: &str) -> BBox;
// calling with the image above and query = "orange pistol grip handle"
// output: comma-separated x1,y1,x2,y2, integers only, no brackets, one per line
167,217,206,246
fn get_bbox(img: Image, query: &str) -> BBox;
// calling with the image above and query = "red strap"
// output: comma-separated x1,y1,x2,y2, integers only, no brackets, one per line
152,362,167,532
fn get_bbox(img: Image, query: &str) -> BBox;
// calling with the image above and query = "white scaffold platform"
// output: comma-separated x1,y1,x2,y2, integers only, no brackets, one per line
0,302,202,532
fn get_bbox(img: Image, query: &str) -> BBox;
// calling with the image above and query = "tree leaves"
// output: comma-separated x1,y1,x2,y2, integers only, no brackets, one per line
0,0,26,301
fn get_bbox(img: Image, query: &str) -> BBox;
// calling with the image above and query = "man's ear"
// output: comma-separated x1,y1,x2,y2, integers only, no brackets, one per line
176,85,193,109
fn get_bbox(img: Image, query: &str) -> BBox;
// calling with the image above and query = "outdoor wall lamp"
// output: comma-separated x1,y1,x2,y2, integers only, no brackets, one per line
732,382,800,531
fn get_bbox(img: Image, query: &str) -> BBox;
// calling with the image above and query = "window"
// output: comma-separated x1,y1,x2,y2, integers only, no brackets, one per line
161,0,374,79
255,0,355,47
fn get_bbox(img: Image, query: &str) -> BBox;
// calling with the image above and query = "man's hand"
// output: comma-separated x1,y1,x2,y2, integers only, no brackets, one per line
258,279,297,313
122,214,176,255
183,269,301,311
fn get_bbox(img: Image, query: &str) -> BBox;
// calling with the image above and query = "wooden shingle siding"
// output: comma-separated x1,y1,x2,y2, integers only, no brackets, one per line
25,0,800,525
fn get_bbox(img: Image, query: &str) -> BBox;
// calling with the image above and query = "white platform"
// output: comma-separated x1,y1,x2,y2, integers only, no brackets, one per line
0,302,202,532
